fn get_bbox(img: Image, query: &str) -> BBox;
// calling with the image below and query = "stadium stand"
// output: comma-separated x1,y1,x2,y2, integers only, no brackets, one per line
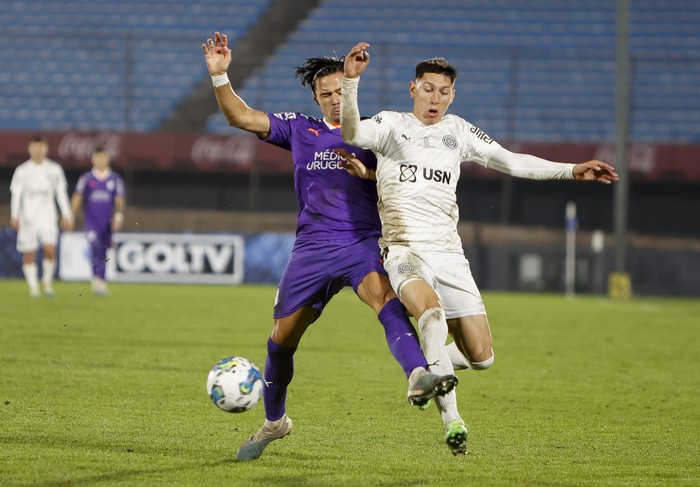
0,0,698,142
207,0,700,143
0,0,274,132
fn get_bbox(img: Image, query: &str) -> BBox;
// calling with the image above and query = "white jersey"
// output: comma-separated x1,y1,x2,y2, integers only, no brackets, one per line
10,158,72,226
340,76,576,253
354,111,501,252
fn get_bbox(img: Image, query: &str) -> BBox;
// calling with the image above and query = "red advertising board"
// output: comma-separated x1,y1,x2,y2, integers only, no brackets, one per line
1,131,698,181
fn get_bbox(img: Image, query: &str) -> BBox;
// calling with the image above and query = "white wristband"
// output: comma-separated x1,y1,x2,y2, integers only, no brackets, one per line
211,72,230,87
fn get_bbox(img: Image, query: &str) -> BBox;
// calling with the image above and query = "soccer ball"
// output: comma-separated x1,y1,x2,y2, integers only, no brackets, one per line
206,356,264,413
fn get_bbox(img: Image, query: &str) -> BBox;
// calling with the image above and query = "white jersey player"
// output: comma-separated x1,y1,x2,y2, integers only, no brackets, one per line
339,42,619,455
10,136,73,297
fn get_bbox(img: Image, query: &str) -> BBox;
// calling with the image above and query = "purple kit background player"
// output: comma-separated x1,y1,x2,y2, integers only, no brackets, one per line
203,31,456,461
70,147,125,295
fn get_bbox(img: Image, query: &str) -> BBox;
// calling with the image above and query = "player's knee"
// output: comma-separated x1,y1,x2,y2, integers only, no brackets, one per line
469,351,494,370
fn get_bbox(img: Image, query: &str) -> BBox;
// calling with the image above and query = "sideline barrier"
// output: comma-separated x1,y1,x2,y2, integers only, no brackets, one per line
57,232,294,285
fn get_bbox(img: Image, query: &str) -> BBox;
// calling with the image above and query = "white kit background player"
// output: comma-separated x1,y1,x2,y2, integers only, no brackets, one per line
10,136,74,297
339,41,619,455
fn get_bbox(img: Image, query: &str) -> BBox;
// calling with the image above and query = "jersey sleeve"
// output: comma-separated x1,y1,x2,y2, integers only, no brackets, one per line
487,147,575,180
74,172,88,195
261,112,296,150
340,76,391,151
458,119,502,167
116,174,126,197
356,111,395,153
9,166,23,219
55,165,73,219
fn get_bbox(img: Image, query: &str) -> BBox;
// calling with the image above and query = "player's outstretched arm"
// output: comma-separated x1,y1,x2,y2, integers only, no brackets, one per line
202,31,270,138
333,148,375,181
341,42,377,147
572,160,619,184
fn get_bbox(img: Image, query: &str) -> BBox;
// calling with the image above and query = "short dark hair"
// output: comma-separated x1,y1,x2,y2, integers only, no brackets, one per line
29,135,46,144
294,57,344,94
415,58,458,83
93,146,106,154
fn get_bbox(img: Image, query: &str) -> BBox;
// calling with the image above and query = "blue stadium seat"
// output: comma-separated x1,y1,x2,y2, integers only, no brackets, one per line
1,0,697,142
210,0,698,143
0,0,274,132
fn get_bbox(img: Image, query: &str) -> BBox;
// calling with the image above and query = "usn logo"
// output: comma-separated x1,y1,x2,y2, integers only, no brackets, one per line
398,263,414,274
399,164,418,182
399,164,453,185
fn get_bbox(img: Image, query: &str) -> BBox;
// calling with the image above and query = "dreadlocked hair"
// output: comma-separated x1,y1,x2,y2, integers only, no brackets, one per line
294,56,345,93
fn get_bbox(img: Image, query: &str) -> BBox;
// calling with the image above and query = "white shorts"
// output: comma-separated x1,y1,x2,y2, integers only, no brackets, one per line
383,245,486,319
16,221,59,253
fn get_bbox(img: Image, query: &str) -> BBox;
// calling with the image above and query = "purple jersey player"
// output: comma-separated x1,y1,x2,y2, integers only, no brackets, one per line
203,31,457,460
70,147,125,295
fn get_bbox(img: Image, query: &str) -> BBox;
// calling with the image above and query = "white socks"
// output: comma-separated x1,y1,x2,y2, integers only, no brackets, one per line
42,259,55,289
22,262,40,296
446,342,471,370
22,260,56,296
417,307,461,427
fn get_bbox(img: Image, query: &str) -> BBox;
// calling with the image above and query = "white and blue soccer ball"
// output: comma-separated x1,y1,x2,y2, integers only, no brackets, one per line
206,356,264,413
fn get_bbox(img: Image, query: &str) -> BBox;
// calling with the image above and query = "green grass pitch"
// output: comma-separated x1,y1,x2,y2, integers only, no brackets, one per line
0,280,698,486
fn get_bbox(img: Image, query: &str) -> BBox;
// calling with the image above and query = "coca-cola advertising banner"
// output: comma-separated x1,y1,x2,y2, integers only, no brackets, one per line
1,131,698,181
0,131,292,174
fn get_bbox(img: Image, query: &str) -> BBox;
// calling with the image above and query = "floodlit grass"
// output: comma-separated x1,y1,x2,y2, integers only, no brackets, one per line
0,280,698,486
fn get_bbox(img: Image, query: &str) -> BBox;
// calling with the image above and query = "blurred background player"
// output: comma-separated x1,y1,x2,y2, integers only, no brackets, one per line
203,31,457,461
70,147,125,295
340,42,618,455
10,136,73,297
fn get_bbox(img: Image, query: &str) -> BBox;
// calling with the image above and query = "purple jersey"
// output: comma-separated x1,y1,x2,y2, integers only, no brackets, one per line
264,112,381,241
74,169,125,232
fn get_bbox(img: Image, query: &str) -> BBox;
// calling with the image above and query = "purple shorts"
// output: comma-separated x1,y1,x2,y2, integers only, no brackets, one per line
273,236,385,319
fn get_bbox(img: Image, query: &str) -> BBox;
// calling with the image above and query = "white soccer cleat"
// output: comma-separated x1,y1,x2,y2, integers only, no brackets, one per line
407,368,458,409
42,284,54,298
91,278,109,296
235,415,293,461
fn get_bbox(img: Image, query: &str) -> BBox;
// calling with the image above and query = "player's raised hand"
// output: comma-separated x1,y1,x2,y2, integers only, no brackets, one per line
344,42,370,79
202,31,231,76
333,148,373,180
573,160,619,184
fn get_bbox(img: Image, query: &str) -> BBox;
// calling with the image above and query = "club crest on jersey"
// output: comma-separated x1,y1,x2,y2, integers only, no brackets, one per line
399,164,418,182
372,115,383,124
442,135,458,149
